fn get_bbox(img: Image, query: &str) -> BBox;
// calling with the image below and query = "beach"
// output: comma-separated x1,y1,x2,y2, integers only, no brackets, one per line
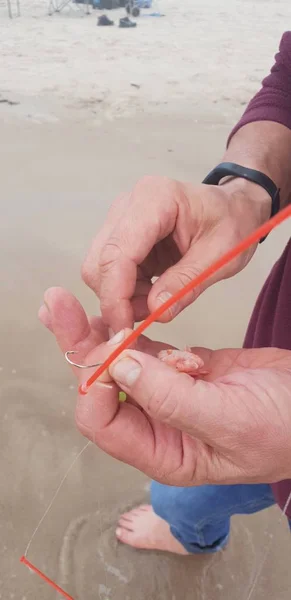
1,1,291,599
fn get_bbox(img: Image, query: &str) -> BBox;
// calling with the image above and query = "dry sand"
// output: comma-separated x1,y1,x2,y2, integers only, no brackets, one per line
0,0,289,124
1,1,291,599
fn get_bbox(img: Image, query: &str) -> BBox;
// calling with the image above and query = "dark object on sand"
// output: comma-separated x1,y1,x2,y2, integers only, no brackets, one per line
125,0,140,17
97,13,114,24
0,97,19,106
119,15,137,26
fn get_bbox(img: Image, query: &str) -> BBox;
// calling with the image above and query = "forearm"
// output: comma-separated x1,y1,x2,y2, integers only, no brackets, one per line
223,121,291,208
220,31,291,210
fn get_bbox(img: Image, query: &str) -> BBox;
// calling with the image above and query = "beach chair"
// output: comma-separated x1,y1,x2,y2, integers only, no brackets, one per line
48,0,90,16
4,0,20,18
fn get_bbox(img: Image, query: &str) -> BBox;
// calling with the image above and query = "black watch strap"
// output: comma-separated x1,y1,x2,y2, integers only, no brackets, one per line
203,162,281,242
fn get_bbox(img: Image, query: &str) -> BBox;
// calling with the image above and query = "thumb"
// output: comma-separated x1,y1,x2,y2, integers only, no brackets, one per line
148,233,245,322
108,349,224,443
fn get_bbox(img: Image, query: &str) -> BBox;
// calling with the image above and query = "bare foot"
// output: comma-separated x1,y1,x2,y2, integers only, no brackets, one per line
116,505,189,555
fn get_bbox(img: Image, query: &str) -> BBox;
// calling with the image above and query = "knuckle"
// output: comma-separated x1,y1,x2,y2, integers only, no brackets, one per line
81,258,100,292
176,265,202,285
99,241,123,275
173,265,203,299
81,260,91,286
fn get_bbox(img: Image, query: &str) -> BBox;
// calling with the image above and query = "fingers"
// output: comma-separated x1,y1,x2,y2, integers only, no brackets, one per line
38,304,53,332
39,294,158,469
42,287,90,349
73,330,181,477
75,381,158,472
83,177,180,332
75,381,118,439
108,349,225,444
82,193,130,295
75,332,159,472
148,226,238,321
38,287,108,377
89,316,109,340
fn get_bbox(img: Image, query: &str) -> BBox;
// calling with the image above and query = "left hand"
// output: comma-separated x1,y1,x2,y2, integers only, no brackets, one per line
39,287,291,486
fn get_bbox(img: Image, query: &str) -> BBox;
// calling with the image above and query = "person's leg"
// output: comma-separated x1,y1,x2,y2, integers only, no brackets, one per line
151,482,275,553
116,482,275,554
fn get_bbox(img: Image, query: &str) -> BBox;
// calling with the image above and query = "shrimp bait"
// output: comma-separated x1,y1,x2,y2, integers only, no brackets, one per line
158,348,208,377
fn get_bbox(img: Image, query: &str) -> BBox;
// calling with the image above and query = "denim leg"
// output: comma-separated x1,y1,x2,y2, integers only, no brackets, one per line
151,482,275,554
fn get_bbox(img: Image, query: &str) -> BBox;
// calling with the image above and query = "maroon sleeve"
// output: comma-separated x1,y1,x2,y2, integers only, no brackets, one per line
228,32,291,142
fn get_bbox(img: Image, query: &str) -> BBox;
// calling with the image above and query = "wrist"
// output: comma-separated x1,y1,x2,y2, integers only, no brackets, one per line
224,122,291,208
219,176,272,229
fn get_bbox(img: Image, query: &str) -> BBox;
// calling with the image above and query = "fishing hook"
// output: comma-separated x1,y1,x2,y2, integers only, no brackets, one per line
65,351,103,369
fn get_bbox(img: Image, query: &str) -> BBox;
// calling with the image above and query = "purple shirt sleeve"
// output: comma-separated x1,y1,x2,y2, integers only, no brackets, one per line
229,31,291,142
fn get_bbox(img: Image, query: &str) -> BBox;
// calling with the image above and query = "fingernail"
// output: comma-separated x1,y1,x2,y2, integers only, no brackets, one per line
38,304,52,329
111,358,141,386
116,528,122,537
43,298,50,312
156,291,179,318
108,327,115,339
39,303,49,316
108,329,125,345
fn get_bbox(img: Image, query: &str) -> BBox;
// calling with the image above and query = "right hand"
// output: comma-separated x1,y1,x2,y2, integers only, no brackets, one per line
82,176,271,332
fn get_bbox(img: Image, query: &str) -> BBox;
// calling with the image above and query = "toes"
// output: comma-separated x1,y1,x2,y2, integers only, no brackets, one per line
116,527,139,548
120,510,135,520
118,516,134,530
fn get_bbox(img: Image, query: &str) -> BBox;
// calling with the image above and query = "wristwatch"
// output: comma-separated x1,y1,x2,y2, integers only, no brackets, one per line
203,162,281,242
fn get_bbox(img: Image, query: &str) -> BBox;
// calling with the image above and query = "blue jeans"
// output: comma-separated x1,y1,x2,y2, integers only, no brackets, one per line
151,482,278,554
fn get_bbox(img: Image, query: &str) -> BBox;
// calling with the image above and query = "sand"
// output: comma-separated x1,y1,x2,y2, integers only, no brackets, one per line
1,1,291,599
0,0,288,124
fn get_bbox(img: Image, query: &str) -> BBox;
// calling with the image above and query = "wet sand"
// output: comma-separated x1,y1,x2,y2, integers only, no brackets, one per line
1,114,291,600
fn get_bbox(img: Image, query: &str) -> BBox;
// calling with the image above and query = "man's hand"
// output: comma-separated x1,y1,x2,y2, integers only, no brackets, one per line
82,176,270,332
40,287,291,486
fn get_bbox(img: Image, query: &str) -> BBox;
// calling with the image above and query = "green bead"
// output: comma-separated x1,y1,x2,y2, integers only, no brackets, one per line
119,391,127,403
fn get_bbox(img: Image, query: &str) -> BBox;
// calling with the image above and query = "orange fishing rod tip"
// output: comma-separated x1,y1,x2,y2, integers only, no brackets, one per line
78,383,88,395
20,556,75,600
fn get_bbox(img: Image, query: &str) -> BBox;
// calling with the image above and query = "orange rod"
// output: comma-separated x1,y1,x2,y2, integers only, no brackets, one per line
20,556,74,600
